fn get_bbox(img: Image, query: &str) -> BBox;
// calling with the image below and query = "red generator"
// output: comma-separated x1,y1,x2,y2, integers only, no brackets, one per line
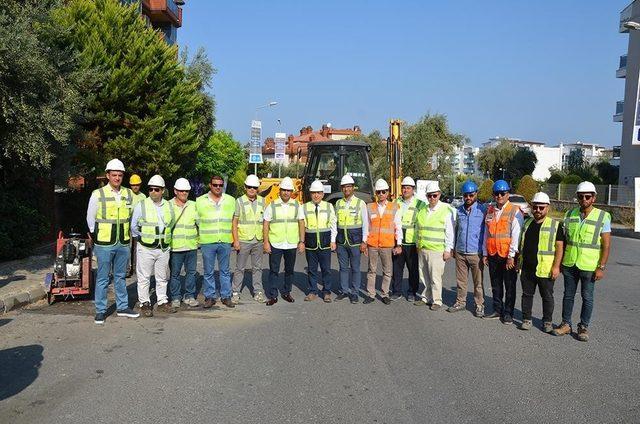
44,232,94,304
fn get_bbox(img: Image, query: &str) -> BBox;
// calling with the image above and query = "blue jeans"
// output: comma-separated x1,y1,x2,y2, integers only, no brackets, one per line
201,243,232,300
337,244,361,296
561,266,596,327
306,249,332,294
94,243,130,314
268,247,297,299
169,250,197,300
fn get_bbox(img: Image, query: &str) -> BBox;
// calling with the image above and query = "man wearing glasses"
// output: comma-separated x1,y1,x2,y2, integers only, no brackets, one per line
131,175,176,316
335,174,369,304
262,177,305,306
231,174,266,304
127,174,146,278
168,178,200,309
196,175,236,309
517,192,564,332
482,179,524,324
391,176,424,302
448,180,486,317
553,181,611,342
364,179,402,304
414,181,456,310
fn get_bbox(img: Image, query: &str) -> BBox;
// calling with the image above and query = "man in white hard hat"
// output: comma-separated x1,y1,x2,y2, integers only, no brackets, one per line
517,192,564,332
196,175,236,309
363,179,402,304
391,176,424,302
131,175,176,317
335,174,369,303
231,174,266,304
262,177,305,305
301,180,337,302
553,181,611,342
414,181,456,310
168,178,200,309
86,158,139,324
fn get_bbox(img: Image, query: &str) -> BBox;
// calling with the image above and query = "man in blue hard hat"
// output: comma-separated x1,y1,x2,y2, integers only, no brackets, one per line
448,180,487,317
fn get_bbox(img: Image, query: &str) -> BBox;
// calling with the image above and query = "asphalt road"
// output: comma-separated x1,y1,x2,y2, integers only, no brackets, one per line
1,236,639,423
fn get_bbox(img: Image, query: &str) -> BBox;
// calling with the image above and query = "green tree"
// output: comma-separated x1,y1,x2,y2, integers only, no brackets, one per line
194,130,245,180
595,160,619,185
478,140,537,182
566,149,585,173
352,130,387,181
516,175,538,203
478,178,494,203
50,0,209,181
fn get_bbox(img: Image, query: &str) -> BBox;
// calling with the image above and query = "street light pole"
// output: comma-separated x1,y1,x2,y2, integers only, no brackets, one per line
253,101,278,175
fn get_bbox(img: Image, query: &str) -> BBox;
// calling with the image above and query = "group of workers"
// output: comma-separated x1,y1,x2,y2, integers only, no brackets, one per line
86,158,612,342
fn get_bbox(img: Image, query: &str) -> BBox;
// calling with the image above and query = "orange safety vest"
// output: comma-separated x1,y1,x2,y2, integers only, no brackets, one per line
485,202,519,258
367,201,398,248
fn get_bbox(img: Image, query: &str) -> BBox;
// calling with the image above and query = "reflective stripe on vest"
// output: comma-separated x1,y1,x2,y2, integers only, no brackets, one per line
397,197,420,245
518,216,560,278
562,207,607,271
367,201,398,248
336,197,365,246
237,195,265,241
138,198,175,250
131,192,146,209
415,204,453,251
196,193,235,244
486,202,518,258
170,199,198,251
269,199,300,245
303,201,333,250
94,186,133,246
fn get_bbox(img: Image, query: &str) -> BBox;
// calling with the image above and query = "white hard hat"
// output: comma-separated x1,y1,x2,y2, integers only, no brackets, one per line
148,174,165,188
531,192,550,204
374,179,390,191
105,158,125,172
309,180,324,192
401,176,415,187
576,181,597,194
244,174,260,187
425,181,441,194
174,177,191,191
280,177,295,191
340,174,355,186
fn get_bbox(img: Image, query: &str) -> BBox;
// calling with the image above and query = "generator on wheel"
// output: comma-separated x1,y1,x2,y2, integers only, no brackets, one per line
44,231,94,304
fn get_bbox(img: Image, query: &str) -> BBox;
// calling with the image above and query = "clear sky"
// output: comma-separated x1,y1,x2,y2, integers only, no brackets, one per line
178,0,630,147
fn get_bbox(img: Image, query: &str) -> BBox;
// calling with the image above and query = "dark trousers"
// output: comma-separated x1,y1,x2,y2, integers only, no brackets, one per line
391,244,419,296
520,270,554,322
268,247,296,299
306,249,332,294
488,254,517,317
561,265,596,328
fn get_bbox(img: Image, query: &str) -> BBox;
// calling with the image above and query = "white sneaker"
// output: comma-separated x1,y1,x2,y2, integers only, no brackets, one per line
231,292,240,304
171,299,181,309
254,291,266,303
183,297,199,307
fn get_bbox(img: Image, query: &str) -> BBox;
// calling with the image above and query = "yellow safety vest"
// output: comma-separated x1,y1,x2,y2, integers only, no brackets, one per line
268,198,301,245
236,194,265,242
137,198,175,250
170,199,198,251
562,207,609,271
518,216,560,278
396,196,422,245
303,200,334,250
415,203,454,251
131,191,146,209
196,193,235,244
93,186,133,246
335,196,365,246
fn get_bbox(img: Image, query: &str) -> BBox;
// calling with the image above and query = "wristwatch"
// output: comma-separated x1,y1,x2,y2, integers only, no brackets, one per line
597,264,606,271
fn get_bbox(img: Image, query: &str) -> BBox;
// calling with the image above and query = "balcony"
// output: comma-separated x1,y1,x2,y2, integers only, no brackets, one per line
613,100,624,122
142,0,182,27
617,54,627,78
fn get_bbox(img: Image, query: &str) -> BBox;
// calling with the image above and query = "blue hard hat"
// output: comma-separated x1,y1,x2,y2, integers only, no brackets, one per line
492,180,510,192
461,180,478,194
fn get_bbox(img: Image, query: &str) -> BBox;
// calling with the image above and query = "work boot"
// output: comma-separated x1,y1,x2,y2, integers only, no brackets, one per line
304,293,318,302
183,297,199,308
281,294,295,303
141,302,153,317
577,324,589,342
254,292,266,303
520,319,532,331
542,321,553,334
447,302,466,313
203,298,216,309
231,292,240,305
475,305,485,318
552,322,572,336
221,298,236,308
158,302,177,314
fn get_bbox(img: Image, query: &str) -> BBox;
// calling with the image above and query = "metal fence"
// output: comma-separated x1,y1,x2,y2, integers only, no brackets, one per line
542,183,635,206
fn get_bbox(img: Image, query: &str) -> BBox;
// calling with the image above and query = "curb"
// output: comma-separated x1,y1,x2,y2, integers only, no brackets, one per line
0,283,47,314
612,228,640,240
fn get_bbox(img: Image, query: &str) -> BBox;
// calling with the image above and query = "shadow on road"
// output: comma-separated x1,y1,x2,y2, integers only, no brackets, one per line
0,318,11,328
0,344,44,401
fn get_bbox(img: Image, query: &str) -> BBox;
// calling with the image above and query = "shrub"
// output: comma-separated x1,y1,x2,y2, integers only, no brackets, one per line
0,194,49,260
478,178,494,203
517,175,538,203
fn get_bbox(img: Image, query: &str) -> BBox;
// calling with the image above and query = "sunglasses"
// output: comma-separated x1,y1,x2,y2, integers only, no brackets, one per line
532,205,547,211
210,183,224,188
427,193,439,199
281,189,293,193
376,190,387,194
245,185,258,190
577,194,593,200
463,193,476,198
149,187,162,192
175,189,189,193
493,191,508,197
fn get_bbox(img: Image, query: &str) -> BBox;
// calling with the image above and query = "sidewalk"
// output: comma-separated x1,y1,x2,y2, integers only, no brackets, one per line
0,251,51,313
